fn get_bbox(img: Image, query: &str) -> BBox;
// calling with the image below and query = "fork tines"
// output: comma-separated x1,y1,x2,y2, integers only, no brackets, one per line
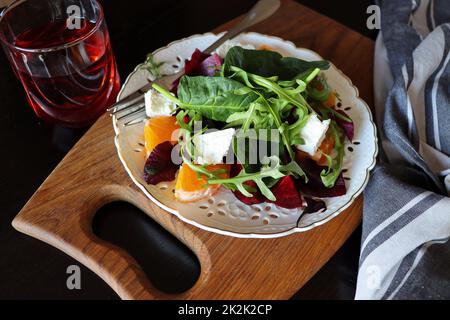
107,82,153,114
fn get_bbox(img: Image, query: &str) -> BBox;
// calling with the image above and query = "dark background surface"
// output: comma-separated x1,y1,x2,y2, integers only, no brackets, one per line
0,0,374,299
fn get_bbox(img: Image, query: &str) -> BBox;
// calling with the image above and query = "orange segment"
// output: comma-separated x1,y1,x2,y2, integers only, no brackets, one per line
324,91,337,108
144,116,180,155
312,135,335,166
175,164,230,202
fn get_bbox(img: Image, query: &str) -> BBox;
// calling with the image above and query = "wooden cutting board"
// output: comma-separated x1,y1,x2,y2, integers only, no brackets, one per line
12,0,374,300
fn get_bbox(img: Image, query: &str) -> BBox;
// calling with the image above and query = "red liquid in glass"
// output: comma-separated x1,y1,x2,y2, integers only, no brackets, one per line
12,20,120,127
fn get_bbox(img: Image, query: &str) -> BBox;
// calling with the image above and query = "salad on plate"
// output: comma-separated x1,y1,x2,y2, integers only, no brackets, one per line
140,41,354,214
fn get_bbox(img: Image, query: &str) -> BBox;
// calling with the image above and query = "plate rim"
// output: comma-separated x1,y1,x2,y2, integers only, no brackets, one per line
113,32,379,238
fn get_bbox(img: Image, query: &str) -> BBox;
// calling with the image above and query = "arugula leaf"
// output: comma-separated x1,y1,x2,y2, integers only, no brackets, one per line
284,79,307,96
227,65,256,88
278,68,320,88
286,111,310,146
207,156,308,201
253,90,296,160
176,109,203,131
268,97,292,119
225,94,285,132
223,47,330,80
208,156,286,201
178,131,281,200
318,105,352,122
229,66,312,117
320,122,345,188
222,66,314,160
308,74,331,102
227,101,260,131
280,160,308,182
231,128,283,175
142,53,164,79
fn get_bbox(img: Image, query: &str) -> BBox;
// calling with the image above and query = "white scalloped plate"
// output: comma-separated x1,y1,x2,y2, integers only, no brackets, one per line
113,32,378,238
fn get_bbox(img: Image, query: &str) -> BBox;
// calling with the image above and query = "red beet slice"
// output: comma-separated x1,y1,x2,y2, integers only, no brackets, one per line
230,163,245,178
144,141,179,185
171,49,211,92
270,176,305,209
231,164,266,205
296,158,347,198
232,168,306,209
184,49,210,75
299,173,346,198
233,180,266,205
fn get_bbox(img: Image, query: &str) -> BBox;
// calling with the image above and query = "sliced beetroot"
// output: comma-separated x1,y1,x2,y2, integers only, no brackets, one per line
270,176,305,209
300,173,346,198
233,180,266,205
171,49,211,92
334,110,354,141
144,141,179,185
303,197,326,213
296,158,347,198
199,53,222,77
326,174,346,196
184,49,210,75
232,165,305,209
295,157,324,177
230,163,243,177
231,164,266,205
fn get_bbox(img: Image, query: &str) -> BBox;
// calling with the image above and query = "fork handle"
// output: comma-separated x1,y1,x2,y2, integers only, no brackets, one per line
203,0,281,54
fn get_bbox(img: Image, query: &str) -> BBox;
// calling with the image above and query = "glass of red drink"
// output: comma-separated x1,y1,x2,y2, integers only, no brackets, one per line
0,0,120,127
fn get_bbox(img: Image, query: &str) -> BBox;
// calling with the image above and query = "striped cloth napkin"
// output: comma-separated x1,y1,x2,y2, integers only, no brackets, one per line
355,0,450,300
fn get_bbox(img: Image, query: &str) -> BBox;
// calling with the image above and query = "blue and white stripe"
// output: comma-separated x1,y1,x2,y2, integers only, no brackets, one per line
356,0,450,300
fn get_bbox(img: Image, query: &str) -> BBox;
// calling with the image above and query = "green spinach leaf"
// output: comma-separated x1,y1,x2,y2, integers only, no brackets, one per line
178,76,259,122
223,47,330,80
153,76,259,122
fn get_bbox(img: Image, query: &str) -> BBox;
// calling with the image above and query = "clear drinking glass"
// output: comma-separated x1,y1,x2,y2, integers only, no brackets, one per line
0,0,120,127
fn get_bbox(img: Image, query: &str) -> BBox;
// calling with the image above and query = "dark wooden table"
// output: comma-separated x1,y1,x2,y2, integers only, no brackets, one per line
0,0,374,299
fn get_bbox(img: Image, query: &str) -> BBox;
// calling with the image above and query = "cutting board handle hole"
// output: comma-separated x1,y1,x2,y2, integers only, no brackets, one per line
92,201,201,294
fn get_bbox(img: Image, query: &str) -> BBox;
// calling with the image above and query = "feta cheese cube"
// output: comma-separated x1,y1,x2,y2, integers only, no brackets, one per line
145,89,177,118
193,128,235,165
296,114,331,156
215,40,256,59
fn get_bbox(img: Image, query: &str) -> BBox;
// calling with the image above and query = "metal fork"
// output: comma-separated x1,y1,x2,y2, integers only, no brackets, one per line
110,0,280,126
